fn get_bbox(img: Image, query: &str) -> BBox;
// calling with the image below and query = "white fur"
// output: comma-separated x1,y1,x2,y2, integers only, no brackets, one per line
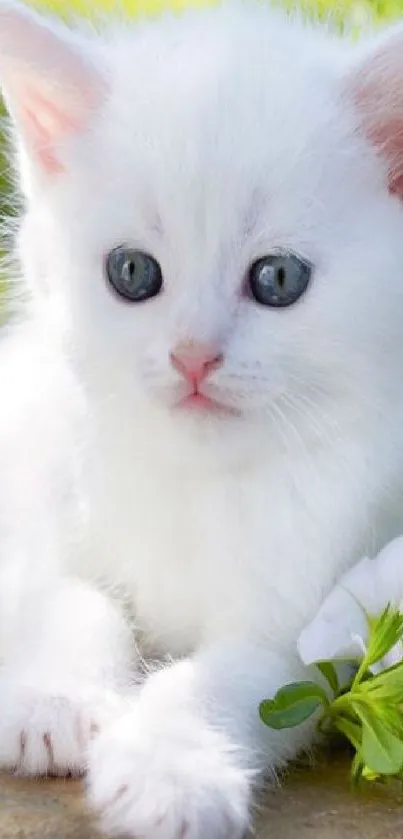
1,2,403,836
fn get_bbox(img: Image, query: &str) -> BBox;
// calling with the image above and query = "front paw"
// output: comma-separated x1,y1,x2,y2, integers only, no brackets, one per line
87,706,251,839
0,675,124,777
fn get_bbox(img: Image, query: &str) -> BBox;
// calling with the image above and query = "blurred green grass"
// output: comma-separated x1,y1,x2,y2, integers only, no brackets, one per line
24,0,403,23
0,0,403,309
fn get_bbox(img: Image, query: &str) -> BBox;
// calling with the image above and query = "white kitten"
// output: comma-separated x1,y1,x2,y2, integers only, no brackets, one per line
1,1,403,836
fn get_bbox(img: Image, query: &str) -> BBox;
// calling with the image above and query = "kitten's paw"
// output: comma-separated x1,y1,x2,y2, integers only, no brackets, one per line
87,706,251,839
0,679,123,777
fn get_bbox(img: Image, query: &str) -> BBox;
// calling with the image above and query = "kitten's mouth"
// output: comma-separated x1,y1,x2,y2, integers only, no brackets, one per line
175,390,238,417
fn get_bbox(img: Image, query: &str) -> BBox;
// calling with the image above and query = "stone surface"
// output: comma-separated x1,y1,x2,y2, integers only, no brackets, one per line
1,750,403,838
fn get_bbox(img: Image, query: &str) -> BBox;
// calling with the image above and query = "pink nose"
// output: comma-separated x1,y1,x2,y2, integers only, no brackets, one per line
170,341,223,386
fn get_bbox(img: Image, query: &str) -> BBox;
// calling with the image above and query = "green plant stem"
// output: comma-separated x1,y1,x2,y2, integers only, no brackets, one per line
351,660,369,691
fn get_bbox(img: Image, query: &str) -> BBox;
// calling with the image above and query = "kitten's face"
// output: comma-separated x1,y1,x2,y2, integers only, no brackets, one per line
15,7,403,437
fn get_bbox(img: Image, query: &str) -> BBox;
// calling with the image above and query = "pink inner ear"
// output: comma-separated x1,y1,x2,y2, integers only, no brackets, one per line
349,41,403,198
21,86,84,174
0,6,107,177
367,119,403,197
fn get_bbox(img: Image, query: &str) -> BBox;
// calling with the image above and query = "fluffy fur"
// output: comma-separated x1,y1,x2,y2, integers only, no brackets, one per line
1,1,403,836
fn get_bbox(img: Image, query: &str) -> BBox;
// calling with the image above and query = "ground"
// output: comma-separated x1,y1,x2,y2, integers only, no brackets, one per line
1,748,403,839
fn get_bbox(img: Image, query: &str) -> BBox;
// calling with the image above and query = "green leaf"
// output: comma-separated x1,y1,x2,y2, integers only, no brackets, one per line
260,696,321,729
357,708,403,775
259,681,328,730
362,725,403,775
334,715,362,751
364,604,403,669
358,661,403,703
352,695,403,740
351,752,365,786
316,662,339,696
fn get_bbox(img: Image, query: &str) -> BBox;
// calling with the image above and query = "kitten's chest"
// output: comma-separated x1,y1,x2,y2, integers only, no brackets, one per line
88,469,256,650
83,452,360,656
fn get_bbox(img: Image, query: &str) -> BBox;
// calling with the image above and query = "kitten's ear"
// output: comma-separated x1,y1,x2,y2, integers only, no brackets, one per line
0,0,106,174
345,26,403,197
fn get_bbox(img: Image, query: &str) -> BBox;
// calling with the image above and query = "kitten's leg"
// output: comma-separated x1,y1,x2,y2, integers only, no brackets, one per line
0,577,135,776
87,642,318,839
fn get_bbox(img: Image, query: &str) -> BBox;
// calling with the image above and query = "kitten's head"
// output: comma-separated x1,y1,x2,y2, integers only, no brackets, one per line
2,1,403,447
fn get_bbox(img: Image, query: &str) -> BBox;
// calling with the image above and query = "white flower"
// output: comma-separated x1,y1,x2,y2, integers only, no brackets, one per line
297,536,403,669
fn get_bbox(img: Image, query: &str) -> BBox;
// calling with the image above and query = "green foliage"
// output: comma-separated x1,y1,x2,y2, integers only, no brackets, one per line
260,603,403,786
316,661,340,694
364,605,403,669
26,0,403,27
260,681,329,728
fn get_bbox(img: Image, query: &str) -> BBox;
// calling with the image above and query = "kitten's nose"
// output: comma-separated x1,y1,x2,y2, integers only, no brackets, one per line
170,341,223,386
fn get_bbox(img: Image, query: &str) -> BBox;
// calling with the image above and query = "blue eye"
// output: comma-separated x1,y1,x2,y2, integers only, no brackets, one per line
106,246,163,302
248,251,312,307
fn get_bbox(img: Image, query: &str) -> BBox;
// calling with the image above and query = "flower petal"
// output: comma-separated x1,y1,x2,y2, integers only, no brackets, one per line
298,610,367,665
298,537,403,666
